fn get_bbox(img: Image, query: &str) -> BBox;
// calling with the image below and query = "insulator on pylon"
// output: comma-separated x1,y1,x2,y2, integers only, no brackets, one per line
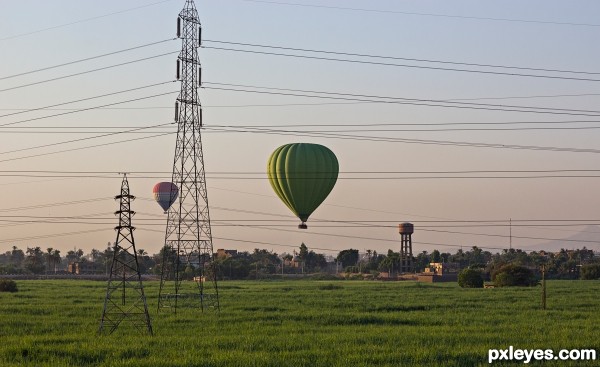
199,66,202,86
176,59,180,80
177,17,181,38
174,101,179,122
199,27,202,46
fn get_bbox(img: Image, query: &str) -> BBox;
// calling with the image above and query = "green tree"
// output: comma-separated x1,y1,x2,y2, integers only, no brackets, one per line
10,246,25,268
183,264,195,280
458,268,484,288
24,247,45,274
45,247,54,274
299,243,309,261
414,251,430,272
431,250,441,263
0,279,18,292
65,250,79,263
51,249,61,273
337,249,359,268
218,255,251,280
580,264,600,280
305,251,327,272
493,264,537,287
378,250,401,274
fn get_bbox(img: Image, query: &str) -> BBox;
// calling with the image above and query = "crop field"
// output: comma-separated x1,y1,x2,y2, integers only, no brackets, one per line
0,279,599,366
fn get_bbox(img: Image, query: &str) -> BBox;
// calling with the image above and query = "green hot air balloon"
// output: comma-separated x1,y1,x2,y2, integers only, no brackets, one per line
267,143,339,229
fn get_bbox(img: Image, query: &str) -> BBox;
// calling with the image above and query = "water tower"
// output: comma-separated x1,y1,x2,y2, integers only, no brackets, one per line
399,222,414,273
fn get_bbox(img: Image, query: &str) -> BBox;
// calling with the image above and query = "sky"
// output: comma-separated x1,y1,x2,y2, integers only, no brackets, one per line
2,0,600,257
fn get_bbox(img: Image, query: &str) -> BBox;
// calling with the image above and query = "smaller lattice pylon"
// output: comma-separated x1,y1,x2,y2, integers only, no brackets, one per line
99,174,152,335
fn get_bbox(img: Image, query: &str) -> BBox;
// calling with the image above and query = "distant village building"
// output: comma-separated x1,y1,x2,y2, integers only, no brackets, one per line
417,262,460,283
283,256,303,269
67,261,103,275
216,249,238,259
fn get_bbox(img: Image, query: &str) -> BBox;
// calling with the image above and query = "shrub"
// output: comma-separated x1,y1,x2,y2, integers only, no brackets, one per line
318,284,342,290
0,279,18,292
310,273,339,281
580,264,600,280
493,264,537,287
458,268,484,288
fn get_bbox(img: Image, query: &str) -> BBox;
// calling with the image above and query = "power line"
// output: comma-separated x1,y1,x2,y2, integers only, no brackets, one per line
4,115,600,165
2,89,600,110
0,90,178,128
0,39,176,81
235,0,600,28
5,121,599,161
205,125,600,154
5,172,600,180
215,120,600,127
0,0,177,41
420,228,600,244
0,51,178,93
0,123,172,156
6,122,600,134
203,82,600,117
2,197,596,252
0,132,173,164
6,169,600,175
206,86,600,119
0,228,108,244
2,119,600,130
5,211,600,228
203,46,600,83
204,39,600,77
0,81,175,120
214,125,600,132
0,197,111,213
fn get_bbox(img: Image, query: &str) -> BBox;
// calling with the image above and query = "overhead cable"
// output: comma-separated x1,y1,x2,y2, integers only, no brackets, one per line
203,46,600,83
204,39,600,76
0,39,176,81
236,0,600,28
0,51,178,93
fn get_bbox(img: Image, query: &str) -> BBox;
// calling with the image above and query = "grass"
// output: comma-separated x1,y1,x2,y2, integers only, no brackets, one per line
0,279,599,366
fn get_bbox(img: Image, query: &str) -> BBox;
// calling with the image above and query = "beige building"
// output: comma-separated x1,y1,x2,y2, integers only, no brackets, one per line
216,249,238,259
418,262,460,283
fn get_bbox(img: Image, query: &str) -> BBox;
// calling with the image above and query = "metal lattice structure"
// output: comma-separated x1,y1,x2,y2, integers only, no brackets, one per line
99,174,153,335
158,0,219,312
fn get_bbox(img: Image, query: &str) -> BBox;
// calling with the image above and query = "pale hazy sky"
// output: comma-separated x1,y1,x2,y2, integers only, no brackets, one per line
2,0,600,256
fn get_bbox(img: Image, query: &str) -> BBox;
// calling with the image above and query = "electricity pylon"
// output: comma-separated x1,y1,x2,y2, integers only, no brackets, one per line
99,174,152,335
158,0,219,312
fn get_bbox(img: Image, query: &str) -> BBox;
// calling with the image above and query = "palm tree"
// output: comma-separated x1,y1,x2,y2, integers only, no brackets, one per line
52,249,61,273
90,249,100,262
46,248,54,274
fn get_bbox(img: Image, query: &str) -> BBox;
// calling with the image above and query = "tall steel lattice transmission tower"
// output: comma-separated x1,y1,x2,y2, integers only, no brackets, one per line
158,0,219,312
99,174,153,335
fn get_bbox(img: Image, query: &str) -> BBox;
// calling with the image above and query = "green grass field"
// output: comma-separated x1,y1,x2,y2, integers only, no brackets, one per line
1,279,598,366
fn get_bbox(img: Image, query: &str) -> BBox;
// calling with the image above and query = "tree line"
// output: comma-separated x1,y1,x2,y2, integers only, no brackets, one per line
1,243,598,280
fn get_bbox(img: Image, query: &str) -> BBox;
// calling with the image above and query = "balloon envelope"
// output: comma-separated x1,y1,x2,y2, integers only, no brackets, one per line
153,182,179,213
267,143,338,228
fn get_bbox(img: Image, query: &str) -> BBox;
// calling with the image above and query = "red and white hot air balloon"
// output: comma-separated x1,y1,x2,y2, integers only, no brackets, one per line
152,182,179,213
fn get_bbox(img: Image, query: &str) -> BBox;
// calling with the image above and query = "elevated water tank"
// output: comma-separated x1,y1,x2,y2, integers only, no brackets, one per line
399,222,414,235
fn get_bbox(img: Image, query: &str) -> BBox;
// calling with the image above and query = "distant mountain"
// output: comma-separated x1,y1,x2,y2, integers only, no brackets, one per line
521,225,600,252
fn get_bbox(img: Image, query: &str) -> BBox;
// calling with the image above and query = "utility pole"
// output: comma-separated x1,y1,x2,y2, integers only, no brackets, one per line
541,264,547,310
158,0,219,313
509,218,512,250
99,174,152,335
